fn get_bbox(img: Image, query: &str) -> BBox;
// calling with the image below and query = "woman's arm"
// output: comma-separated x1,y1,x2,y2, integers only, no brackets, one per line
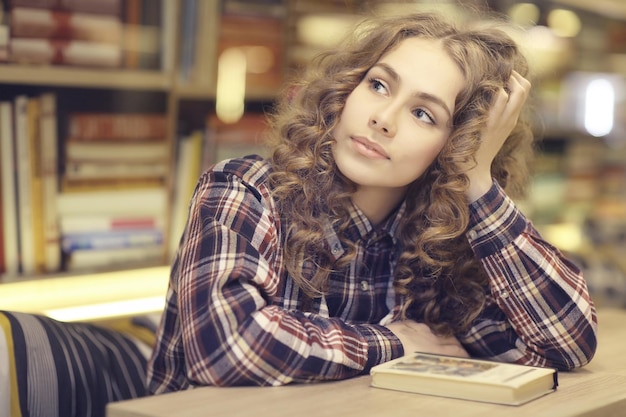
460,182,597,370
148,163,402,391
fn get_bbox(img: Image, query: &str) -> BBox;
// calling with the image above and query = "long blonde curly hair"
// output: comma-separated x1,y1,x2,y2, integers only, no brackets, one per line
267,12,534,336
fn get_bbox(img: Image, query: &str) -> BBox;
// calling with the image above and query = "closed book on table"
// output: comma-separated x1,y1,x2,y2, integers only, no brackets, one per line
370,352,558,406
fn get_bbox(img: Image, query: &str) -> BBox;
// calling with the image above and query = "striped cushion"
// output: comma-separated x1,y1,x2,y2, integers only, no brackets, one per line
0,311,151,417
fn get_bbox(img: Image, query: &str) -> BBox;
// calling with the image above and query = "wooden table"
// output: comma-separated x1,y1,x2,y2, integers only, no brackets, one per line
107,309,626,417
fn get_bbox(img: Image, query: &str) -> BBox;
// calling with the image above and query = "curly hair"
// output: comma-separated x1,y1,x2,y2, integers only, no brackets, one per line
267,12,535,336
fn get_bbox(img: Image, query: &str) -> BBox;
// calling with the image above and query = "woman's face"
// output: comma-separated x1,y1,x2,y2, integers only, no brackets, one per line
332,37,465,197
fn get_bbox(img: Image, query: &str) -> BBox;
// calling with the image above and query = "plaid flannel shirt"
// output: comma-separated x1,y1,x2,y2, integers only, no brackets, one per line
147,156,597,393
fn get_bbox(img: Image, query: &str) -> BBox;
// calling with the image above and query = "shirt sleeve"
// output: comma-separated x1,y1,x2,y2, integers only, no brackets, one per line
459,181,598,370
156,168,401,389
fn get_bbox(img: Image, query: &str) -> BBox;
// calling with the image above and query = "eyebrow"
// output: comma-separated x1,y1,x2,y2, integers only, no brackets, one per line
373,63,453,122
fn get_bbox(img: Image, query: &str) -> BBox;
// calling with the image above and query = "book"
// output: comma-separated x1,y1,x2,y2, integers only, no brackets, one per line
204,113,270,167
60,213,165,233
10,7,123,44
61,229,163,251
25,96,47,274
68,113,168,140
13,95,36,275
222,0,287,18
0,101,20,277
64,160,168,180
0,23,7,62
60,177,165,192
159,0,175,72
178,0,198,83
190,0,217,86
39,93,61,272
10,37,122,68
369,352,558,406
65,244,164,271
9,0,122,16
168,130,203,258
65,140,168,162
122,0,162,70
0,199,4,276
56,187,167,216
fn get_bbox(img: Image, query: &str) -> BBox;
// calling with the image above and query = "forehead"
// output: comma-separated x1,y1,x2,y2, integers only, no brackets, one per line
377,37,466,108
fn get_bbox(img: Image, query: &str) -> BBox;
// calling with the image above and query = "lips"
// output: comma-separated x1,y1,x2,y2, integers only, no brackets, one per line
351,136,390,160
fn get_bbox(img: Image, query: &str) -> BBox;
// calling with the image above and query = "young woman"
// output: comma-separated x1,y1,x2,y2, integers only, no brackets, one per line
147,12,597,392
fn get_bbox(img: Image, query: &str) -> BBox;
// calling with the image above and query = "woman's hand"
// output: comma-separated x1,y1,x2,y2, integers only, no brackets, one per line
385,320,470,358
465,71,531,202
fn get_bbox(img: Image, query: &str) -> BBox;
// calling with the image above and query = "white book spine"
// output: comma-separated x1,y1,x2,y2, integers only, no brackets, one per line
0,101,20,276
40,93,61,272
14,95,35,275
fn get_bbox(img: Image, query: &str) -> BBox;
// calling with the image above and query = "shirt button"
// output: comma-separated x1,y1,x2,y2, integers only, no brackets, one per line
501,291,509,299
331,244,341,255
360,281,369,292
468,230,478,240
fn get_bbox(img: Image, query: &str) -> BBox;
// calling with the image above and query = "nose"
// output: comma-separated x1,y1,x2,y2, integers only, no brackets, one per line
369,108,396,137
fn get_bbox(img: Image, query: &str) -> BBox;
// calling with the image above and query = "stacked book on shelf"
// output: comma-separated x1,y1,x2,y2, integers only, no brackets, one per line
58,112,170,272
0,101,171,279
0,93,60,277
4,0,165,70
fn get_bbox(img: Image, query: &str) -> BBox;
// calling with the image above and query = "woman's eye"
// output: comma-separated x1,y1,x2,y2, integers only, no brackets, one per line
413,108,435,124
368,77,387,94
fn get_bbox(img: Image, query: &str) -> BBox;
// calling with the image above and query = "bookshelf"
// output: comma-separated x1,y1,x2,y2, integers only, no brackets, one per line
4,0,620,319
0,0,293,318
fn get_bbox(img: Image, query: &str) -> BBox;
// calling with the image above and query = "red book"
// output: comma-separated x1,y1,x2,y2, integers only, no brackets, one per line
68,113,168,140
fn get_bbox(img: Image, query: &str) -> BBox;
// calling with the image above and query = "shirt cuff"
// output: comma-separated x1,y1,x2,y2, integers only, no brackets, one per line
357,324,404,373
466,181,527,258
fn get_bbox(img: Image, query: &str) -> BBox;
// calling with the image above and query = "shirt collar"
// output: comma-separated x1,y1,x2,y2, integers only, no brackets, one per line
323,200,405,262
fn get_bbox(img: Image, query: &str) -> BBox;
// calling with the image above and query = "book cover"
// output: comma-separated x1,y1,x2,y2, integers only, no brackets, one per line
10,37,122,68
0,101,20,277
68,113,168,140
10,7,123,44
370,353,558,406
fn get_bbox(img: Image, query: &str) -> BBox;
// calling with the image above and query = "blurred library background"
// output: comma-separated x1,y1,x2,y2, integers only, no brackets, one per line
1,0,626,320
